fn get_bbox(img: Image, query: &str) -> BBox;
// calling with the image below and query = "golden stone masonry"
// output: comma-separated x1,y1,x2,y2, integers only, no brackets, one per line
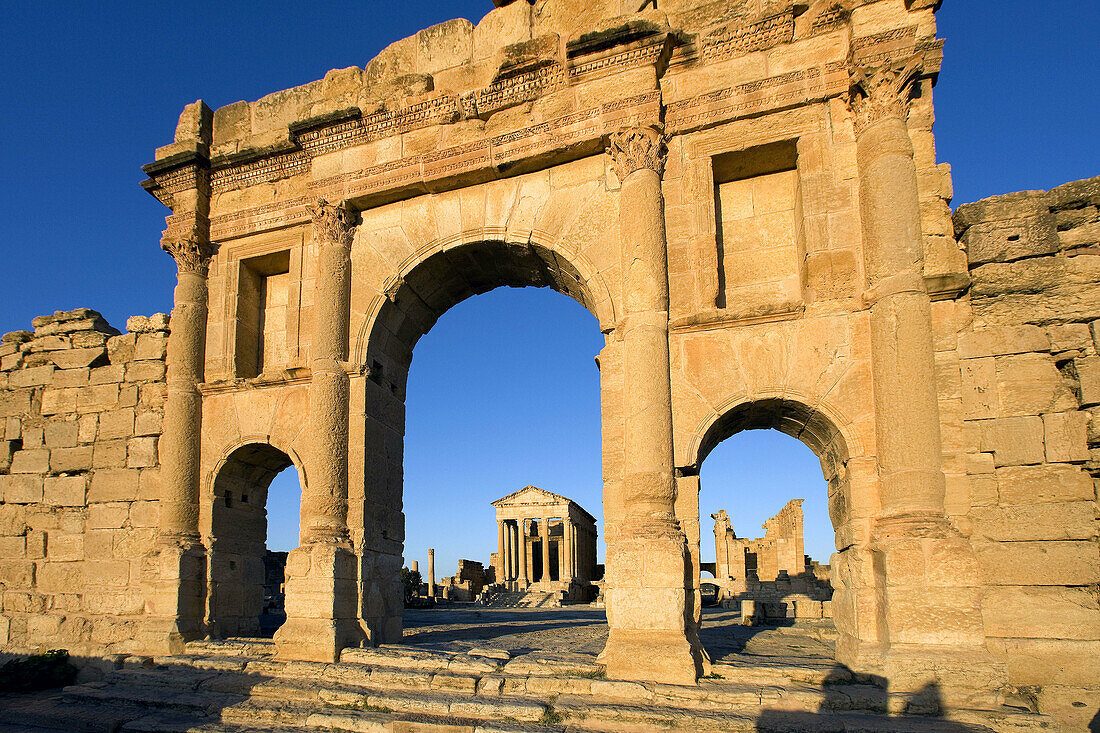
1,0,1098,729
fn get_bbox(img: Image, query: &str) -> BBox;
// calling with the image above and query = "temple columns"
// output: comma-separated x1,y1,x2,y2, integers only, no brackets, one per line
275,199,363,662
600,126,698,685
518,521,528,587
851,57,1003,701
562,520,574,584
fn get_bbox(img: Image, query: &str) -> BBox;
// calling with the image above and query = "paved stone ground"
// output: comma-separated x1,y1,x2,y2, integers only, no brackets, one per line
401,604,836,664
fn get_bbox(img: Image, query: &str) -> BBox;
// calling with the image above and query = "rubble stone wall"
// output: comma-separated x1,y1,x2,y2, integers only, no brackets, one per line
950,176,1100,715
0,309,169,656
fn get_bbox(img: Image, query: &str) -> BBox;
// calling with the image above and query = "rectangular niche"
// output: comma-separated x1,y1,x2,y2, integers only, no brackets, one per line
235,250,291,378
713,140,804,314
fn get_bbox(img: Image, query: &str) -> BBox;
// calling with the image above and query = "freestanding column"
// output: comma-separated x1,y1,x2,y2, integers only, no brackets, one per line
427,548,436,597
275,199,363,662
600,126,698,685
851,57,1002,700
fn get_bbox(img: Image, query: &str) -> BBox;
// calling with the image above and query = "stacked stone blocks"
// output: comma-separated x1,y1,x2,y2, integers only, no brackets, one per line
0,309,169,655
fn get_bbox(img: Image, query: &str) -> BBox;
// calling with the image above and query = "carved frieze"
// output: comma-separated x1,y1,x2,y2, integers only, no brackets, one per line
608,126,667,179
847,54,923,134
700,10,795,64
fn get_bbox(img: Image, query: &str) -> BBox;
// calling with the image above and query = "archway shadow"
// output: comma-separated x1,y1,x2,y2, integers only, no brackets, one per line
756,673,990,731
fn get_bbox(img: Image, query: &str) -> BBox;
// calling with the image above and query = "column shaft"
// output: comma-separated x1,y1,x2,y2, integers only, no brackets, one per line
496,520,506,582
858,115,946,519
159,264,210,543
601,126,697,685
518,520,528,585
301,200,355,543
562,520,574,583
540,518,551,583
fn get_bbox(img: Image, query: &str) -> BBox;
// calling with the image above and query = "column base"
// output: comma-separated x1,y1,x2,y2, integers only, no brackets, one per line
601,528,699,685
871,514,1007,711
357,549,403,646
275,542,364,662
138,541,206,655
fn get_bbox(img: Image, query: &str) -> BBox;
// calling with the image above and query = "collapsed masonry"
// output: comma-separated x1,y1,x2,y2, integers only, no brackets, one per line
706,500,833,621
0,0,1098,726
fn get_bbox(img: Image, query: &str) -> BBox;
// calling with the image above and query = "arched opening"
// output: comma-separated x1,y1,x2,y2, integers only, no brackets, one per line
359,238,610,654
686,399,857,666
208,443,302,638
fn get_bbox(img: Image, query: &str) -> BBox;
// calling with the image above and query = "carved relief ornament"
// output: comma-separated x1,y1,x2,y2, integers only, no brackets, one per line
847,54,923,134
161,235,217,274
310,198,357,249
608,126,667,180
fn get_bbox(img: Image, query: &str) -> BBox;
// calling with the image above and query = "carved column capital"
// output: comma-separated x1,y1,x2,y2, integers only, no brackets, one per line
608,126,667,180
310,198,357,249
847,55,923,135
161,235,217,275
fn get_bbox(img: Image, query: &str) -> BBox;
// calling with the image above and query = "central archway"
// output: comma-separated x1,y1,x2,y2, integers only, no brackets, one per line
351,232,616,645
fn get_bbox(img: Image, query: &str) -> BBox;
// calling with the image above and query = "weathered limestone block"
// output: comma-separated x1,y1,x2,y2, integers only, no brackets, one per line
1042,411,1089,463
978,416,1045,466
9,449,50,474
88,469,141,503
49,445,92,473
994,354,1078,417
970,501,1097,542
982,586,1100,641
0,475,44,504
1077,356,1100,406
43,475,86,506
975,540,1100,586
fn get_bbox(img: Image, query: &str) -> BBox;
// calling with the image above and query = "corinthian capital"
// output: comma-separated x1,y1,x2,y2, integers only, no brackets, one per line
310,198,357,249
162,235,217,275
847,55,923,134
608,126,667,180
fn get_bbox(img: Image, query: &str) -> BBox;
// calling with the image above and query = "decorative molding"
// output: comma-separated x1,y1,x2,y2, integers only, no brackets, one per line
847,54,924,134
162,234,218,275
700,10,795,64
608,126,666,179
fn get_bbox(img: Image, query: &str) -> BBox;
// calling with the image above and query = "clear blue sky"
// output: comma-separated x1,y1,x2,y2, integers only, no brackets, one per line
2,3,1096,576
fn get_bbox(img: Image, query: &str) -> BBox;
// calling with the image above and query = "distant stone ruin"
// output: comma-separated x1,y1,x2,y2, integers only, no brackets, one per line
490,486,600,603
706,500,833,621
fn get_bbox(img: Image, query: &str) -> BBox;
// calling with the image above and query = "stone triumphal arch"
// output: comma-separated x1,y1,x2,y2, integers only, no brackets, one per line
3,0,1098,719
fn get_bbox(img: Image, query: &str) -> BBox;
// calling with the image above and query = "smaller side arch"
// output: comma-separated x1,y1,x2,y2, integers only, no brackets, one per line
205,439,305,639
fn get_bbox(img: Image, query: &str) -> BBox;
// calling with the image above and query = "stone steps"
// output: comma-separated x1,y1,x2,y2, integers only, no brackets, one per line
0,641,1060,733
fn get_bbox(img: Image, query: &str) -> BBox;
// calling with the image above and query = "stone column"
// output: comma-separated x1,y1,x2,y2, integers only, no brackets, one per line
850,57,1003,702
562,519,574,583
503,521,513,582
518,520,529,586
428,548,436,597
601,126,698,685
151,229,216,652
539,518,550,583
275,199,363,662
496,520,506,582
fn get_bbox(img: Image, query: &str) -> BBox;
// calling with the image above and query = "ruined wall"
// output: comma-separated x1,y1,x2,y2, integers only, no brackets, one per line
0,309,168,656
947,176,1100,718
